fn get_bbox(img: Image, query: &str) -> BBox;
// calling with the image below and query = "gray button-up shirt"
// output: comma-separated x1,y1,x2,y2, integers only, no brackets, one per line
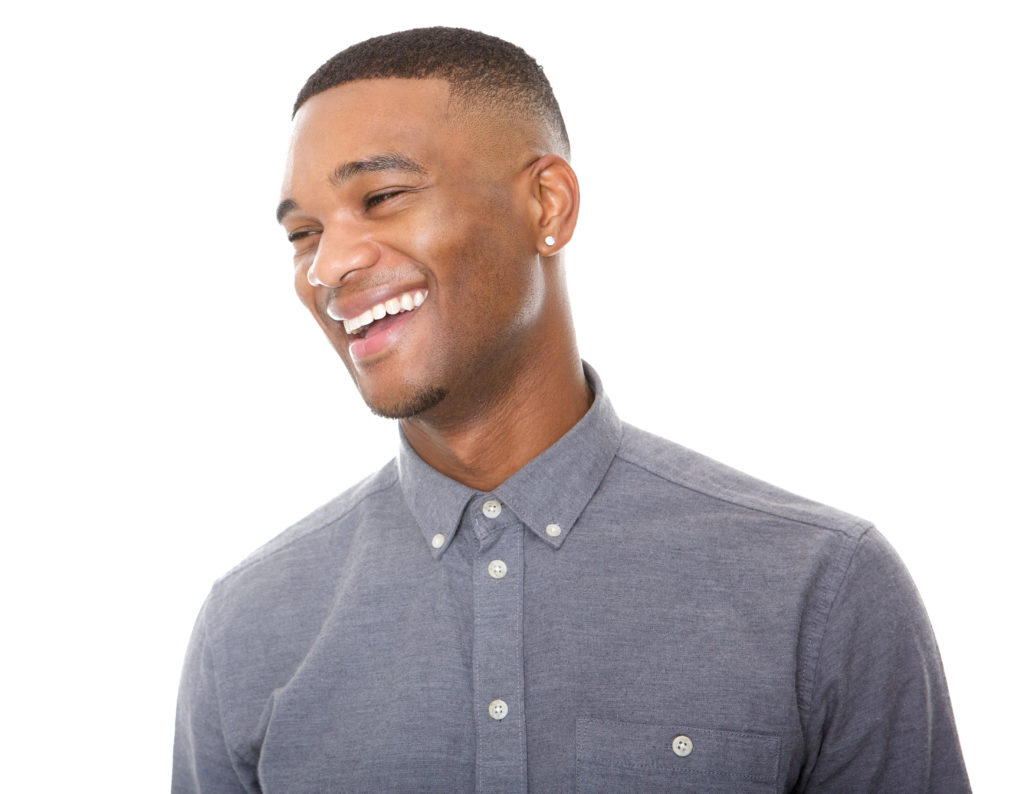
173,366,970,792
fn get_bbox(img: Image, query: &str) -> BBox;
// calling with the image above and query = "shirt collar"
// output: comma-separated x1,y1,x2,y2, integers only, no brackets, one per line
397,362,622,555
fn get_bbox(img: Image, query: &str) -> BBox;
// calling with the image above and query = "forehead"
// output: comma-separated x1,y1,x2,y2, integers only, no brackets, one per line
283,79,456,182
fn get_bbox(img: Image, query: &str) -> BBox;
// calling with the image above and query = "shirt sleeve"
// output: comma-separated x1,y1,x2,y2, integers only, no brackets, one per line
797,527,971,792
172,599,253,794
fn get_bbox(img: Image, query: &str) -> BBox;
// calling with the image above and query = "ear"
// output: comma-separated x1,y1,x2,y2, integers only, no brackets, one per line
529,154,580,257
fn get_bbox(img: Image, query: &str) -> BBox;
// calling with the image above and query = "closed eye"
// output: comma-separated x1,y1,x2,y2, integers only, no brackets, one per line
365,190,405,209
287,229,319,243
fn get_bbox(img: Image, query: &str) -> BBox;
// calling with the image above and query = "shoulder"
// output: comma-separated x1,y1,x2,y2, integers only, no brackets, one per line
606,423,880,634
615,422,871,541
205,460,401,616
613,425,940,731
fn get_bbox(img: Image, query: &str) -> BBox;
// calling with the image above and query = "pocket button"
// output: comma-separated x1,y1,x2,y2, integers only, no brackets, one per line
671,734,694,757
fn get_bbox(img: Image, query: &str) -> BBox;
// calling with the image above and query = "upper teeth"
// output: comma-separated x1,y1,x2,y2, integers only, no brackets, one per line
341,289,427,334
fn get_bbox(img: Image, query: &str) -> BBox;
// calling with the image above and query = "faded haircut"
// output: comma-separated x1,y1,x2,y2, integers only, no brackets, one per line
293,27,570,157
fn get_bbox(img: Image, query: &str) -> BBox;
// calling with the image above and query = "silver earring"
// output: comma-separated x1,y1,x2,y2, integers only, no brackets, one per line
544,235,556,246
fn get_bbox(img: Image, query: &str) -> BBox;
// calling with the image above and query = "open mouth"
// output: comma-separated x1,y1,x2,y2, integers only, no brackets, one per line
333,289,428,338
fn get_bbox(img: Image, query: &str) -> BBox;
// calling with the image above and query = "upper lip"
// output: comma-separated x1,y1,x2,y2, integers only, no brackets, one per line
324,281,429,329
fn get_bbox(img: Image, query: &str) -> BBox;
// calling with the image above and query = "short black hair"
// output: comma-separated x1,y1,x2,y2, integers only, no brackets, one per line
294,27,570,156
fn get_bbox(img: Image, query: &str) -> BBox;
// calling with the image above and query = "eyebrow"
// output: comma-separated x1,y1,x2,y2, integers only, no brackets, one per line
275,198,299,224
330,152,426,186
276,152,427,224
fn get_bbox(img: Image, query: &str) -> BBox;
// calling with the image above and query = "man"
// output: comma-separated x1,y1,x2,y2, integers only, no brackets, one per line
174,27,970,793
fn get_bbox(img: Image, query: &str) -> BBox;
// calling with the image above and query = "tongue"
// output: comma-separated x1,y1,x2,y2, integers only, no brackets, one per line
361,310,410,339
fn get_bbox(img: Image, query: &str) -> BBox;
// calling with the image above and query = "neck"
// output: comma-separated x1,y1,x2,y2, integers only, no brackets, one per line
400,348,592,492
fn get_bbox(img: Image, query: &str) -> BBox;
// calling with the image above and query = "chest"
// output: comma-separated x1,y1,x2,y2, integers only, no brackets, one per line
248,515,805,792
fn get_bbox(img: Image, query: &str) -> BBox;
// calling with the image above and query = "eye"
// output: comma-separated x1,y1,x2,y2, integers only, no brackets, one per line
287,228,320,244
365,190,405,209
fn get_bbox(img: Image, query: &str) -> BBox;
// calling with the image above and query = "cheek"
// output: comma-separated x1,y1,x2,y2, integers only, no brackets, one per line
294,280,319,327
437,190,534,278
293,261,321,316
294,267,313,306
293,268,307,299
448,223,544,338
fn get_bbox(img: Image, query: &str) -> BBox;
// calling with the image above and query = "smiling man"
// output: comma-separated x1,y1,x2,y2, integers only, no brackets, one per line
278,70,588,486
173,28,970,793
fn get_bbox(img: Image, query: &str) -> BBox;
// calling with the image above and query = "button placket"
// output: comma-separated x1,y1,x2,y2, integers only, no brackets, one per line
471,502,526,791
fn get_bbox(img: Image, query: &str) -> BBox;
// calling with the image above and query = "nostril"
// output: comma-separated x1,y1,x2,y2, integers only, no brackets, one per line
307,264,323,287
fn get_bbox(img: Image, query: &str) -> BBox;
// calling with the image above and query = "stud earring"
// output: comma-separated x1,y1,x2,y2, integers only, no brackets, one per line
544,235,556,246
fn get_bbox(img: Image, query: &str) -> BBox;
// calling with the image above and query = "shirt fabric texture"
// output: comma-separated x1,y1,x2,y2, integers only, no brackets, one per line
173,365,970,793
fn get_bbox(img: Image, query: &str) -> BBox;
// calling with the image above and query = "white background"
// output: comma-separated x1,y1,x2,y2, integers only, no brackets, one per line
2,1,1020,790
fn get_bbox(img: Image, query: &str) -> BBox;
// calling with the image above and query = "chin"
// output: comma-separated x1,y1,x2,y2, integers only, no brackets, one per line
363,384,449,420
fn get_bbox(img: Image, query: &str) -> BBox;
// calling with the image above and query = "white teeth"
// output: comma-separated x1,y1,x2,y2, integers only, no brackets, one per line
339,289,428,335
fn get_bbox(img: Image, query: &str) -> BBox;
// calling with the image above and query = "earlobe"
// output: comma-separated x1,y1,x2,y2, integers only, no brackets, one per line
531,154,580,256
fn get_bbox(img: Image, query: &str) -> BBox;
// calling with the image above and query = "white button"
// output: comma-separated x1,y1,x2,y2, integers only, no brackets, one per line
482,499,502,518
488,699,508,720
672,734,693,757
488,559,508,579
431,533,445,549
545,523,562,538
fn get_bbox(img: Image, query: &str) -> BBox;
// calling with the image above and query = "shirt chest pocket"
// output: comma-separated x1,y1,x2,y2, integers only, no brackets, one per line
575,718,781,793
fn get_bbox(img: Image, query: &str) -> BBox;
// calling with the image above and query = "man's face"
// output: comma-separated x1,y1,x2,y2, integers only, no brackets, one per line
279,79,548,419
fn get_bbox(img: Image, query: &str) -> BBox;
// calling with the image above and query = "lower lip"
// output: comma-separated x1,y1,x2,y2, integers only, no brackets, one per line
346,309,418,362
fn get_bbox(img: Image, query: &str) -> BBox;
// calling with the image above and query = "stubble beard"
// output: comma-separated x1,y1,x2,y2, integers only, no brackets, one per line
364,384,449,420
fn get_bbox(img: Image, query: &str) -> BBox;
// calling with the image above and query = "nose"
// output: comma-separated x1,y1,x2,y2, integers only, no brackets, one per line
306,227,381,287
